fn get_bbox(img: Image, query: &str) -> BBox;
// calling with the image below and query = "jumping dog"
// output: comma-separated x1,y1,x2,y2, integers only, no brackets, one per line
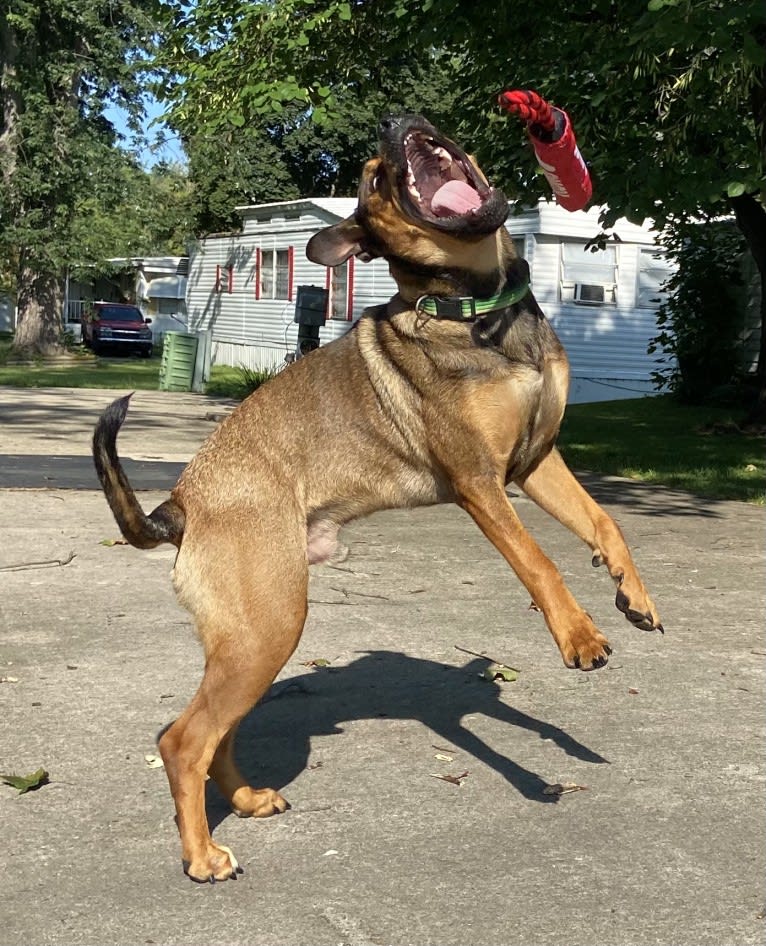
93,114,663,882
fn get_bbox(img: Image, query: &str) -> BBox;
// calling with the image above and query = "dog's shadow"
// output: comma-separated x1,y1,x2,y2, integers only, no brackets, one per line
205,651,608,830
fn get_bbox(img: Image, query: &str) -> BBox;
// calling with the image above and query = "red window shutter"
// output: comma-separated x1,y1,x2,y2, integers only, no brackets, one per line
255,248,261,300
215,264,221,292
287,246,294,301
346,255,355,320
227,264,233,293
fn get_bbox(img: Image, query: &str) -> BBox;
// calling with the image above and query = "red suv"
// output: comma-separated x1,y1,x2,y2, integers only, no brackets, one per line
81,302,153,357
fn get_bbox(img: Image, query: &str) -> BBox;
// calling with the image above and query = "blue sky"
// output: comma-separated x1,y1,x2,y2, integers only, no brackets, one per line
105,96,187,168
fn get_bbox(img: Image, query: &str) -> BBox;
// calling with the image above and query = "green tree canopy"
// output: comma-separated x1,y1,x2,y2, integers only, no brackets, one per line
174,60,462,235
160,0,765,411
0,0,170,354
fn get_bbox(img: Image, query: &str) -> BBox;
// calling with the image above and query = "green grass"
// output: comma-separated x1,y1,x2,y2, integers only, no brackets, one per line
558,396,765,505
0,340,163,389
1,335,762,503
0,336,236,393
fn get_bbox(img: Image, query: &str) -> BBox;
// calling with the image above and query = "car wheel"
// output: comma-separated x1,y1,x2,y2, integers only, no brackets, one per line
139,347,152,359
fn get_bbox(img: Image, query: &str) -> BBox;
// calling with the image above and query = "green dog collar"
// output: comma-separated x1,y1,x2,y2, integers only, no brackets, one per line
414,280,530,321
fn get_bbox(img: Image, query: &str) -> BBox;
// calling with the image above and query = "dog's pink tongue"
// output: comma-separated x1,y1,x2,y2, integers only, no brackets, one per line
431,180,482,217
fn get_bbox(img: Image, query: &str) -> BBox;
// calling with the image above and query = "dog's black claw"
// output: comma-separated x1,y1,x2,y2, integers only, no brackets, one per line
209,876,216,885
573,655,581,669
657,623,665,635
236,865,245,875
591,553,603,568
605,644,613,655
229,872,238,880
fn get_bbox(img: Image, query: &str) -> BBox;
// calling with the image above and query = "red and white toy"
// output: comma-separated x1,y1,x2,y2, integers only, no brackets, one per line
498,89,592,213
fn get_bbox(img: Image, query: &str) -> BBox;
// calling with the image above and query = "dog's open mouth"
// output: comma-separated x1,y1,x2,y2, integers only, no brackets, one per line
403,131,489,221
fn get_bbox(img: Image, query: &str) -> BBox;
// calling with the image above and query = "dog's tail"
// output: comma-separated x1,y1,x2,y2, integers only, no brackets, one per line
93,394,185,549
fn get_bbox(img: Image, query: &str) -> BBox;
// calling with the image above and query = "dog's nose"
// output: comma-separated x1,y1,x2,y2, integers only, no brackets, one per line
379,116,401,135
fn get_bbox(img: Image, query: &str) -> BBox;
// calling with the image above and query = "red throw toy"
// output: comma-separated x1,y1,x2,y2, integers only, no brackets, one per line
498,89,592,212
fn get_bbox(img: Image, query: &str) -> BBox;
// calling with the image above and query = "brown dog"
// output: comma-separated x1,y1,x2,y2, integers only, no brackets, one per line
93,114,662,883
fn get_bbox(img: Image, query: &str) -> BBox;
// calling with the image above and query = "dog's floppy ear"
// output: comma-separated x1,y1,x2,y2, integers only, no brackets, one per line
306,216,366,267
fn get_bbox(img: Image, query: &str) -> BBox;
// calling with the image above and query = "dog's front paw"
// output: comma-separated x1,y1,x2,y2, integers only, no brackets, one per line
614,574,664,634
558,614,612,671
183,842,243,884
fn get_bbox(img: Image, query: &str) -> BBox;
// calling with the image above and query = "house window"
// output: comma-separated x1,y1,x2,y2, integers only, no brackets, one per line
259,247,294,300
156,298,184,316
637,247,672,308
327,258,354,320
561,242,618,305
215,264,233,293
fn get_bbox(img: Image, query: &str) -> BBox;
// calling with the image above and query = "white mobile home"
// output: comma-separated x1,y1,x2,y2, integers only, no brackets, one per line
506,203,672,403
65,256,188,341
186,199,397,372
187,198,672,402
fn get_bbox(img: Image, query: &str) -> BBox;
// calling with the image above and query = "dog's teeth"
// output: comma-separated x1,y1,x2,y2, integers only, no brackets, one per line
432,146,452,170
406,165,422,202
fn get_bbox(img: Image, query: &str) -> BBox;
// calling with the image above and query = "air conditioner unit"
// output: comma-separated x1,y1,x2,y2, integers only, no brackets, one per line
574,283,609,305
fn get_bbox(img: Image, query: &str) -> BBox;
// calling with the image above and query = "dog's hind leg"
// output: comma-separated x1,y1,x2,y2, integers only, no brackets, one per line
160,525,308,882
516,447,663,633
208,722,288,820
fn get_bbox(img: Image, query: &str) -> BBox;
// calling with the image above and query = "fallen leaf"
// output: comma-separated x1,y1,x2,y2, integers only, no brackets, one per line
144,754,164,769
543,782,587,796
434,753,453,763
627,687,639,695
1,767,49,794
99,538,128,547
0,675,19,684
430,771,469,786
480,663,519,683
302,658,331,668
322,849,339,856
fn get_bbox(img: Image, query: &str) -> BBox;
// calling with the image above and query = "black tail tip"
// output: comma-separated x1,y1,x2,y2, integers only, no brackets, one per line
100,392,134,427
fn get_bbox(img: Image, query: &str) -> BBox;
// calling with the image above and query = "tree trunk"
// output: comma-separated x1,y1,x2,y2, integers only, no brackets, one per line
11,267,64,357
731,193,766,425
0,9,20,181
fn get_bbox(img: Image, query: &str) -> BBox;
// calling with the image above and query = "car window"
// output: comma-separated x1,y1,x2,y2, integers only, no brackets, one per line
97,306,144,322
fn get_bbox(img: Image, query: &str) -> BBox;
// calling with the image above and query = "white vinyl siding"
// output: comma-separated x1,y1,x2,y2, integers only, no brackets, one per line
188,198,672,400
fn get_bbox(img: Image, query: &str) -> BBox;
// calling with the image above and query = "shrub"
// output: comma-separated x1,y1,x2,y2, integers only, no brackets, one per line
649,219,750,403
205,363,279,399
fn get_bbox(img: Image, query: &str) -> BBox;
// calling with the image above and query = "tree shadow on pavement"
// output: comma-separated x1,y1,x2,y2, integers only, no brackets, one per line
205,651,609,830
573,472,726,519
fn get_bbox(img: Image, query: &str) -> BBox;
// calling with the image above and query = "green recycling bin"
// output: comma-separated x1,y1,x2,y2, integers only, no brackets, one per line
159,332,199,392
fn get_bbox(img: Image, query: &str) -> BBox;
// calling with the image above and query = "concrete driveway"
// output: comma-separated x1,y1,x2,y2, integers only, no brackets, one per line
1,386,764,946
